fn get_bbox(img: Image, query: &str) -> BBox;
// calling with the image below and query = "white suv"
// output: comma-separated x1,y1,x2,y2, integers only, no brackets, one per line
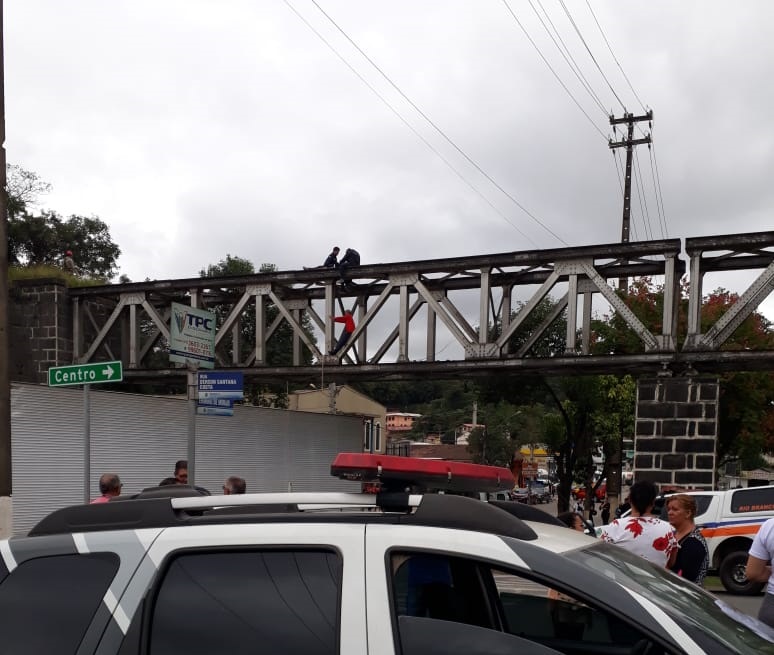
1,455,774,655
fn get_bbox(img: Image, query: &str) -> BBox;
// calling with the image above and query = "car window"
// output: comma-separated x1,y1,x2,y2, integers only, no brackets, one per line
0,552,119,655
149,549,342,655
731,487,774,513
575,542,774,653
390,551,664,654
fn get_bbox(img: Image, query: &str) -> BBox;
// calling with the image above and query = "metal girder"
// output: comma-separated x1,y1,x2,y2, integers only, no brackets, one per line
690,260,774,350
64,232,774,381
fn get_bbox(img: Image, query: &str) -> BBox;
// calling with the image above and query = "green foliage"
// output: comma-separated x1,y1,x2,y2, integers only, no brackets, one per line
6,165,121,279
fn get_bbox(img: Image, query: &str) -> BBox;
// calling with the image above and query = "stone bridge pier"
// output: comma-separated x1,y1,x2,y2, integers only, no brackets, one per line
634,376,718,491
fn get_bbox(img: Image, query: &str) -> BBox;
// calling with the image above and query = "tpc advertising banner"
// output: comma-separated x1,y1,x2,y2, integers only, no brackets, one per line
169,302,216,368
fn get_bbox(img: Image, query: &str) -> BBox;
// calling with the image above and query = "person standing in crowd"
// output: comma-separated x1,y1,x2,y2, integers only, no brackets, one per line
600,500,611,525
557,511,586,532
223,476,246,494
174,460,188,484
746,516,774,627
667,494,709,586
615,494,631,519
329,310,355,356
91,473,122,504
599,480,678,567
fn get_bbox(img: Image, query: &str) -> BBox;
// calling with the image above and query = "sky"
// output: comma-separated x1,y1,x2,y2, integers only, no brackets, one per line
5,1,774,319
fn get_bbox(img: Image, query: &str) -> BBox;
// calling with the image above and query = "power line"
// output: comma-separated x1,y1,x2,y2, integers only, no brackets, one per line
585,0,647,113
283,0,541,246
308,0,568,246
501,0,607,140
649,138,670,238
528,0,608,116
557,0,627,112
633,149,654,240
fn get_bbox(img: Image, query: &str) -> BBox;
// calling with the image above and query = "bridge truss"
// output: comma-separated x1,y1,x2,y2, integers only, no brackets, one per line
69,231,774,383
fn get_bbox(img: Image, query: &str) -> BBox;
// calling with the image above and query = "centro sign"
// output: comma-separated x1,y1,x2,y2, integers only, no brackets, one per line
48,361,123,387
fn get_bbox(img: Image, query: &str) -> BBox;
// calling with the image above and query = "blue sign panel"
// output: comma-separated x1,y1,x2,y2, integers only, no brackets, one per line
196,405,234,417
198,372,244,400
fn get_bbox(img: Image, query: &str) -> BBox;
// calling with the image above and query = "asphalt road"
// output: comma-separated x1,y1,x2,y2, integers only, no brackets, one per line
532,496,765,619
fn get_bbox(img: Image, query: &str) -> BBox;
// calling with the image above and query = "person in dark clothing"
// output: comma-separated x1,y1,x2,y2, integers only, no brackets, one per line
329,310,355,356
338,248,360,283
600,501,611,525
323,247,340,268
304,246,339,270
667,494,709,586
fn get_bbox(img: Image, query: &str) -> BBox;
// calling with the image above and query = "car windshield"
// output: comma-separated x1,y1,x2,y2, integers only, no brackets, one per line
574,542,774,653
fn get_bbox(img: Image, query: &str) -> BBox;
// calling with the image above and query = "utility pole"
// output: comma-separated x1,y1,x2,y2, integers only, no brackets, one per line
0,0,11,538
608,110,652,291
606,110,652,518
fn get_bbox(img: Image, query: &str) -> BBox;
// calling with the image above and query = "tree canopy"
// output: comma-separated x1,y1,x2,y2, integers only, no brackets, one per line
6,165,121,279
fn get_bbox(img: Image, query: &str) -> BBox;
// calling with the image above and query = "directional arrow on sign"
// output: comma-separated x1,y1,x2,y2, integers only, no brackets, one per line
102,364,115,379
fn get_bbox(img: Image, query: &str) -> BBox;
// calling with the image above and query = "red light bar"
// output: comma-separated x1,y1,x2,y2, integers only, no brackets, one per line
331,453,515,493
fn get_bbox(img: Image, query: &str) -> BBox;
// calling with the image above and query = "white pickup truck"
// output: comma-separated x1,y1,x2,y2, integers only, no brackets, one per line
601,484,774,594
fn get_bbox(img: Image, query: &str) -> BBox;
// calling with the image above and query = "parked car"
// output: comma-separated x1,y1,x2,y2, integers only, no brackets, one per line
3,455,774,654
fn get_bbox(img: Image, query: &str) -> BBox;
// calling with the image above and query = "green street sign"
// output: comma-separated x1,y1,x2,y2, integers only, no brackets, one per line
48,361,123,387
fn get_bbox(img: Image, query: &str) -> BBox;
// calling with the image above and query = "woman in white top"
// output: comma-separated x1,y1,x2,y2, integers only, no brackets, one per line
599,480,678,567
746,516,774,627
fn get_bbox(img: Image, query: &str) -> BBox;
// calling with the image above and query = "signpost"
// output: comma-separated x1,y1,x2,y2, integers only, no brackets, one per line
48,360,123,503
169,302,216,486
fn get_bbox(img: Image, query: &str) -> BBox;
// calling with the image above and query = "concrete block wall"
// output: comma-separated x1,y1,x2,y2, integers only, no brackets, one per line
634,376,718,490
9,279,72,383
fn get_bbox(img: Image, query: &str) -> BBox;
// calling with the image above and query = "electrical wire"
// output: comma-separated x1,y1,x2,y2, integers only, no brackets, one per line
308,0,567,246
283,0,540,247
646,146,666,240
529,0,608,116
501,0,607,141
558,0,627,112
585,0,647,113
633,150,653,240
649,138,670,238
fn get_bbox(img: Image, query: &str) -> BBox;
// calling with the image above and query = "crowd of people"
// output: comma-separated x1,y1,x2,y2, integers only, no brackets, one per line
90,460,247,504
562,481,710,588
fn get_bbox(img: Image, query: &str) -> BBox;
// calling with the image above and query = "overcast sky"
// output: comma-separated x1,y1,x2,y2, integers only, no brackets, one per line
6,1,774,318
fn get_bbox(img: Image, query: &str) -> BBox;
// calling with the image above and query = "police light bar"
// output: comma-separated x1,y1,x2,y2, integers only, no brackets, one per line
331,453,515,493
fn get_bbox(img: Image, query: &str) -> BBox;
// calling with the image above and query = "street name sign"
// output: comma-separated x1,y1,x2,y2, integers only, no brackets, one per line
48,361,123,387
197,372,244,400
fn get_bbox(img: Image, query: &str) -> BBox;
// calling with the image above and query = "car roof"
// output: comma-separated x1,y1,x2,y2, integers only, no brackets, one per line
27,492,541,542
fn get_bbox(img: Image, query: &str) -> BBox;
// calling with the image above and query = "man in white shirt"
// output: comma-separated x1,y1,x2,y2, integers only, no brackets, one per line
746,517,774,627
599,480,678,567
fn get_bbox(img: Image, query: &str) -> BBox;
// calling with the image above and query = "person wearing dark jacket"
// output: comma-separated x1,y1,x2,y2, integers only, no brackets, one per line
338,248,360,283
323,247,340,268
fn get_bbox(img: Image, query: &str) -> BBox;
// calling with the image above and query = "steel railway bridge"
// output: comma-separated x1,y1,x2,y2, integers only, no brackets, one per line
69,231,774,384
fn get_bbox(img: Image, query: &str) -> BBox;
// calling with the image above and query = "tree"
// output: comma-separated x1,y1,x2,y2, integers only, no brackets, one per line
6,165,121,279
6,164,51,218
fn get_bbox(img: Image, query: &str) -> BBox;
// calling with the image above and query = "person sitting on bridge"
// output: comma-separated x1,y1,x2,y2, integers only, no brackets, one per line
329,309,355,356
338,248,360,284
304,246,339,270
